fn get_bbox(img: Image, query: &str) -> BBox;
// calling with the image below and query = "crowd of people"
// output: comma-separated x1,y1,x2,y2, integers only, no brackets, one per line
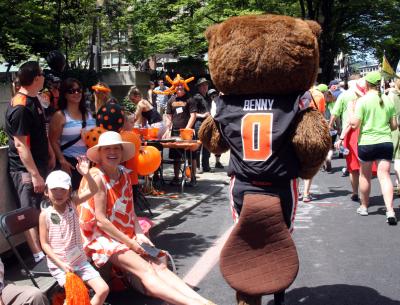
3,53,222,305
3,50,400,305
308,72,399,225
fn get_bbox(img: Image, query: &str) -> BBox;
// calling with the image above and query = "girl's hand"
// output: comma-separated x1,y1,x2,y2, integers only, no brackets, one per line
136,233,154,246
62,262,73,273
76,156,91,176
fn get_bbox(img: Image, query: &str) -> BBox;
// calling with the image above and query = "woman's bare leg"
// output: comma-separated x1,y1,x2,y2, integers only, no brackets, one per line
110,250,203,305
150,259,209,303
359,162,372,209
377,159,394,213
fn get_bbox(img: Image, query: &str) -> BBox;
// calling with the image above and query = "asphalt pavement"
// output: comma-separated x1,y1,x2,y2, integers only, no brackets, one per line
5,152,400,305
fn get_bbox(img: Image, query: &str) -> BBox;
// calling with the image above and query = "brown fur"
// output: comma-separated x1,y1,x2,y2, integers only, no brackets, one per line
198,116,230,154
205,15,321,95
292,109,331,179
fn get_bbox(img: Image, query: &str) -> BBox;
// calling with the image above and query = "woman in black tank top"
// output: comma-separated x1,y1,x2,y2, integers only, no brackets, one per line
127,86,166,138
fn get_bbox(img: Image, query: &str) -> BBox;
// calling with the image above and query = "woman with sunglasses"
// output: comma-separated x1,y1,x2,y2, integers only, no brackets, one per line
49,78,96,190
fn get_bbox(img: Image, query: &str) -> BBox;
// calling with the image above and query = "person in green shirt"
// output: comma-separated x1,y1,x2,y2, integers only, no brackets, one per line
388,79,400,194
330,78,366,201
350,71,397,225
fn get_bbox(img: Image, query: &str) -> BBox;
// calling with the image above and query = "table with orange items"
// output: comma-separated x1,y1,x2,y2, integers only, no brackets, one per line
144,139,201,192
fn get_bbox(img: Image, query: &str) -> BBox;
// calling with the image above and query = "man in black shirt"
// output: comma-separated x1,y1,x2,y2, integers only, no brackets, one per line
5,61,55,263
193,78,213,173
165,83,197,185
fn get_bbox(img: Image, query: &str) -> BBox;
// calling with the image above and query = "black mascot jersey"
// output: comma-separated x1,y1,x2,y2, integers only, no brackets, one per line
214,94,303,182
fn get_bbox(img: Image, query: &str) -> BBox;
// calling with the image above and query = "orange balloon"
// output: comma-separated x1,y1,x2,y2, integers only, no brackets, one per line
83,126,106,148
120,130,141,153
137,146,161,176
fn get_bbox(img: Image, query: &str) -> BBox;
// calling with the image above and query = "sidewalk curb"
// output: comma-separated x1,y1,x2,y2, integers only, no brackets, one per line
149,185,224,237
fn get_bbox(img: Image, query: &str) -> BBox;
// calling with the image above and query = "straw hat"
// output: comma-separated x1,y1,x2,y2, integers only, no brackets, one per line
87,131,135,164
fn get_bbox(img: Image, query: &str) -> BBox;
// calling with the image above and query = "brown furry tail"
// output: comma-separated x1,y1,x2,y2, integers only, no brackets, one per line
198,116,230,154
291,109,331,179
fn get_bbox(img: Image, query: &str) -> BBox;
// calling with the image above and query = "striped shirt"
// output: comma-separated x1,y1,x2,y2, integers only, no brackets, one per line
61,110,96,158
45,202,88,269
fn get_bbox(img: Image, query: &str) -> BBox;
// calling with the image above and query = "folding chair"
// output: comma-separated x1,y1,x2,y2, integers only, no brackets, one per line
0,206,52,288
136,187,154,217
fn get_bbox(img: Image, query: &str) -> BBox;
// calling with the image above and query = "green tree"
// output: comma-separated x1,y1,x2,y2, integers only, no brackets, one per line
0,0,57,77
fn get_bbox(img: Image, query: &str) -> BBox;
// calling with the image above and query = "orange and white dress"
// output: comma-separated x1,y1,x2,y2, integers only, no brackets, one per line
78,165,136,268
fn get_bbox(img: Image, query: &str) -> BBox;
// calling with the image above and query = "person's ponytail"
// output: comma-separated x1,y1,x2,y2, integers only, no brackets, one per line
376,84,384,107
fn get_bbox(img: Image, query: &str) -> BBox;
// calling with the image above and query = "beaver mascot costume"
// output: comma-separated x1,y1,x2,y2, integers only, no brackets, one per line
199,14,331,305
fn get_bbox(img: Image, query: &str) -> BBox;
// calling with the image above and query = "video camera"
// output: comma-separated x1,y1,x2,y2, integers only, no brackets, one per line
43,69,61,90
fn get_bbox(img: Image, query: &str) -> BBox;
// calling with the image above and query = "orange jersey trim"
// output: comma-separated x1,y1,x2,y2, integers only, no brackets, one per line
11,94,27,107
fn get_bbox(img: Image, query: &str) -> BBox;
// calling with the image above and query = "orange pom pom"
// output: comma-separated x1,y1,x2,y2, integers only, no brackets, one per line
65,272,91,305
51,291,65,305
136,146,161,176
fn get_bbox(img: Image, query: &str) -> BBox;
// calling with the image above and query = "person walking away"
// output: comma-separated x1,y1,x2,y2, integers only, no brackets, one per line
330,78,368,201
208,89,224,169
193,78,213,173
301,84,327,202
324,80,343,172
350,71,397,225
39,159,109,305
154,79,170,116
49,78,96,190
388,79,400,194
5,61,55,263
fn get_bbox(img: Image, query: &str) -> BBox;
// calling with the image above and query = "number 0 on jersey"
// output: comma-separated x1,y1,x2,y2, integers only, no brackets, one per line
241,113,273,161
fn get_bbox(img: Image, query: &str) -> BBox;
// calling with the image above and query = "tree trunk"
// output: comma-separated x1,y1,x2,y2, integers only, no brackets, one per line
318,0,338,83
89,19,96,71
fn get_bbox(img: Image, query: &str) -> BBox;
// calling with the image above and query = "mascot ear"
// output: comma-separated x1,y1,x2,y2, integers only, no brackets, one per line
205,23,220,42
305,20,322,38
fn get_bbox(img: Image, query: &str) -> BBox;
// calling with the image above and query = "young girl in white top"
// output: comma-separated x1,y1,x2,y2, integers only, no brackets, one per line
39,157,109,305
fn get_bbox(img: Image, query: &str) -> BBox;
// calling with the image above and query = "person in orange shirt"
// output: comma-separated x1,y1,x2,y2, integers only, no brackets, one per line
310,83,328,114
301,84,328,202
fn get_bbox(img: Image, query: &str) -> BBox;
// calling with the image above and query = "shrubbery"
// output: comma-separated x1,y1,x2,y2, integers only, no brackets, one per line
0,128,8,147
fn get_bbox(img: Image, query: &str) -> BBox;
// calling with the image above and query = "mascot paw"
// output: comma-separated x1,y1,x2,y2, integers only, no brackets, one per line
198,116,230,154
291,108,331,179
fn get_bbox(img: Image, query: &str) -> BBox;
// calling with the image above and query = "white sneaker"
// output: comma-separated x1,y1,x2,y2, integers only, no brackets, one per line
357,206,368,216
386,211,397,225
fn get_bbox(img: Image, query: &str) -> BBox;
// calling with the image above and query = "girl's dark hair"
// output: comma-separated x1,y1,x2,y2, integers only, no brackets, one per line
59,78,87,116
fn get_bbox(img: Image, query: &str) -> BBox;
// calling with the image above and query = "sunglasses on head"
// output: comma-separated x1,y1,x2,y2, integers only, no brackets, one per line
66,88,82,94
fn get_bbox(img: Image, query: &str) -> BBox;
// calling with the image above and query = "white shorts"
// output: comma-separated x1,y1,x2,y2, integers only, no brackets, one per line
50,260,100,287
